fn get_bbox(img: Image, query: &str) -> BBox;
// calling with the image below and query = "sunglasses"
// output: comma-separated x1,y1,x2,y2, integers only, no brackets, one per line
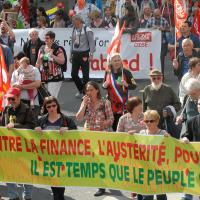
152,77,161,81
144,120,156,123
7,97,16,101
46,104,57,109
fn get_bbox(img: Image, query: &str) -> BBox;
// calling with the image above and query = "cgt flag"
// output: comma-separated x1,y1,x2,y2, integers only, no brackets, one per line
174,0,188,39
0,45,10,111
191,10,200,38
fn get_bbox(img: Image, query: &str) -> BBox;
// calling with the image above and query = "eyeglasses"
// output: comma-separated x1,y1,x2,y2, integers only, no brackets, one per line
46,104,57,109
7,97,16,101
144,120,156,123
152,77,161,81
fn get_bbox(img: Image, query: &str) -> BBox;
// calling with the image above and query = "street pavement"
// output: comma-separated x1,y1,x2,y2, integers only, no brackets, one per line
0,55,199,200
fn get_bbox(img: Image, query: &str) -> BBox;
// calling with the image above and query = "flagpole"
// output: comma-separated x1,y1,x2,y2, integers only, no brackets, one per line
175,26,177,59
121,65,125,114
166,0,172,28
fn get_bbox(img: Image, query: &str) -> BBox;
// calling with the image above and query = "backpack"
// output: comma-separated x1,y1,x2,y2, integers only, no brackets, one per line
40,44,67,72
53,45,68,72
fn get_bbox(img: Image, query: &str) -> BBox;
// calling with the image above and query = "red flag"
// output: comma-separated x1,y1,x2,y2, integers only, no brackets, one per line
77,0,85,10
191,10,200,38
174,0,188,39
0,46,10,111
19,0,30,28
107,21,125,61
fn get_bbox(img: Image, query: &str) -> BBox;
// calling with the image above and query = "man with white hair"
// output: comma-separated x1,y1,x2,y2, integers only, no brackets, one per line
143,69,181,128
176,78,200,128
179,57,200,104
173,38,200,81
177,20,200,54
177,78,200,200
23,28,45,66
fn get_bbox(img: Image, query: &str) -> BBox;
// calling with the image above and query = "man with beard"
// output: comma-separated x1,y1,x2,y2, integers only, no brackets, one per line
143,69,181,128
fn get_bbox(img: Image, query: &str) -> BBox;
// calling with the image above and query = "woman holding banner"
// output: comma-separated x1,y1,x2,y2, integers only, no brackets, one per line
116,96,145,199
35,96,77,200
138,110,169,200
117,96,145,134
103,53,137,131
76,81,114,197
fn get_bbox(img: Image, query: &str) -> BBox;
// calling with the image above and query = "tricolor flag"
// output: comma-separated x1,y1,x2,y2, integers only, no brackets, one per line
191,10,200,38
0,45,10,111
174,0,188,39
107,21,125,62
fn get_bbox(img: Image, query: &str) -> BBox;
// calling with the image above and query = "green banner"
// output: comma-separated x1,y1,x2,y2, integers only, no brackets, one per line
0,127,199,195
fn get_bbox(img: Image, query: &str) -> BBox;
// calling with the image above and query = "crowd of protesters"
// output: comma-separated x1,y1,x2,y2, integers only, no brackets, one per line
0,0,199,200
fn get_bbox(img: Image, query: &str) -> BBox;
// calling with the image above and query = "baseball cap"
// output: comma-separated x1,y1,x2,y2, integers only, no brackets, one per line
5,87,21,98
149,69,163,76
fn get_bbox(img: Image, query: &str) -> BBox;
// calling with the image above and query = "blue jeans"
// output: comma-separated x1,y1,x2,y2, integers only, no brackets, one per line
7,183,33,199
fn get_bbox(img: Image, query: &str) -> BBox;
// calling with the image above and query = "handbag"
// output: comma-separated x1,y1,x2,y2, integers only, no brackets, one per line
37,84,51,106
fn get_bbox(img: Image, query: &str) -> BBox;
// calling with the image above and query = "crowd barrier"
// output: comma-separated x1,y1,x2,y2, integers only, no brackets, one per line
0,127,199,195
13,28,161,79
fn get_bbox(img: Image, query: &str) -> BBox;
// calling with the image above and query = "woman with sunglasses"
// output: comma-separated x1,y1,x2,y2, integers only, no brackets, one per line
35,96,77,200
76,81,114,197
138,110,169,200
103,53,137,131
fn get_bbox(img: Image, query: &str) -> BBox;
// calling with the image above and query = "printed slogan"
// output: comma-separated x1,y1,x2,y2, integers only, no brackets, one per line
0,128,199,195
13,28,161,79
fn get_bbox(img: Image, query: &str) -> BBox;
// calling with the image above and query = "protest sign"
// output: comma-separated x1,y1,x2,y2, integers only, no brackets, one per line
0,128,199,195
13,28,161,79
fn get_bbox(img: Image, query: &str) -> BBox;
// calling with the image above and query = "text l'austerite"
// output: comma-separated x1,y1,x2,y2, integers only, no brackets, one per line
0,136,200,164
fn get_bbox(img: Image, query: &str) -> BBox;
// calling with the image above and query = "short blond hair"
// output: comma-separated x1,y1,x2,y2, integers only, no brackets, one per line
19,57,30,65
143,110,160,121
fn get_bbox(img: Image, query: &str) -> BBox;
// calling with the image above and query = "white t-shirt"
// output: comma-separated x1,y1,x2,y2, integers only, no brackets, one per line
11,65,41,105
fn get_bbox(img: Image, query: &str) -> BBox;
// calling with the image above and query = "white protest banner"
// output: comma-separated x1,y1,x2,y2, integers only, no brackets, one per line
13,28,161,79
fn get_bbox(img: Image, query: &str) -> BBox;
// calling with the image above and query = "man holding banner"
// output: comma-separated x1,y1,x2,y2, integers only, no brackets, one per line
0,87,36,200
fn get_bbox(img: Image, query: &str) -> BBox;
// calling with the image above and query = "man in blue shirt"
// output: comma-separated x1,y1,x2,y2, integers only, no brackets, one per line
178,21,200,54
